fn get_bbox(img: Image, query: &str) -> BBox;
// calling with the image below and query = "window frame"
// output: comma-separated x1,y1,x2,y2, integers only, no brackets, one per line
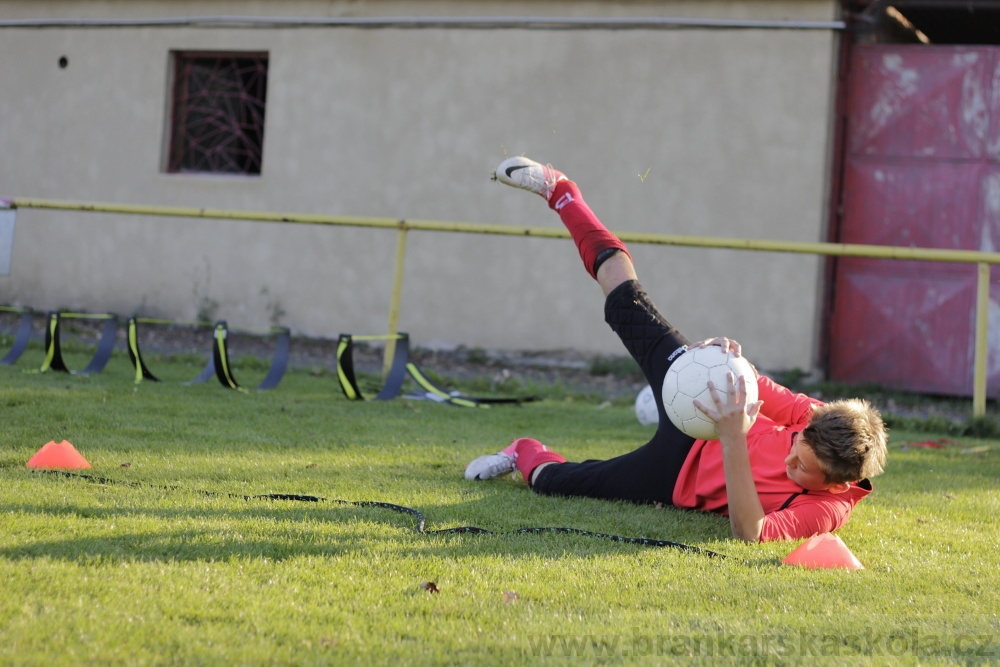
163,50,270,177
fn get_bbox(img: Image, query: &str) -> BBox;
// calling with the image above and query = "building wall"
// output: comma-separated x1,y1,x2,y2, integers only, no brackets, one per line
0,0,839,372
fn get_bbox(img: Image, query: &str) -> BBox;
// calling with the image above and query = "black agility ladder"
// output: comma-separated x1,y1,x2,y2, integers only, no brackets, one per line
336,333,538,407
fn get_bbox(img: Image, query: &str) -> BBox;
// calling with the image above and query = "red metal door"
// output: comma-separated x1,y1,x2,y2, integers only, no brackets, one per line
829,45,1000,396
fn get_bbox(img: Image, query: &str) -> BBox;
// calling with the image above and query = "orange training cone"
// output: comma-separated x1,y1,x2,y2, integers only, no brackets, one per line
25,440,92,470
782,533,864,571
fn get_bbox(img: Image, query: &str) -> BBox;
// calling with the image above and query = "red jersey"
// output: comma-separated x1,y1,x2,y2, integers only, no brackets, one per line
671,375,872,542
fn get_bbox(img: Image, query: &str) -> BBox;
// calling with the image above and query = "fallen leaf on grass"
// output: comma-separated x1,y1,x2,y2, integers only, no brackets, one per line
120,462,131,468
903,441,946,449
420,581,440,594
900,438,963,451
502,591,519,603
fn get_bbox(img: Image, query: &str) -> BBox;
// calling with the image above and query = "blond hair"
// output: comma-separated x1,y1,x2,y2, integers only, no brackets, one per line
802,398,888,484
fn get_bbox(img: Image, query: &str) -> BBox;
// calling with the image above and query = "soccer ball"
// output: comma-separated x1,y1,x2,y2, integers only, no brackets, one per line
661,345,758,440
634,384,659,426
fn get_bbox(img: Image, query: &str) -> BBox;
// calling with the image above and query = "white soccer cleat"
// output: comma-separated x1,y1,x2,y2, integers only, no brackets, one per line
464,451,517,481
493,156,567,201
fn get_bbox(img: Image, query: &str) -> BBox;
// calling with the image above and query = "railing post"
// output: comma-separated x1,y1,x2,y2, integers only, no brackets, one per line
973,262,990,417
384,224,408,377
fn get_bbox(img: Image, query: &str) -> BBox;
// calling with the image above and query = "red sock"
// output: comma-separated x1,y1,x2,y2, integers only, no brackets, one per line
548,180,631,279
510,437,566,486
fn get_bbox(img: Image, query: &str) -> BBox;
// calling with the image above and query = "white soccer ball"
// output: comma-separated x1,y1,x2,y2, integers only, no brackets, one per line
634,384,659,426
661,345,758,440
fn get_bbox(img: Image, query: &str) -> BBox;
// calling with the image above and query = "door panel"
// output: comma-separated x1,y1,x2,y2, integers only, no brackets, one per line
830,45,1000,395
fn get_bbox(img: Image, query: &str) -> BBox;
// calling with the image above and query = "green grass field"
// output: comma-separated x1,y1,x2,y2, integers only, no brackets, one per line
1,347,998,665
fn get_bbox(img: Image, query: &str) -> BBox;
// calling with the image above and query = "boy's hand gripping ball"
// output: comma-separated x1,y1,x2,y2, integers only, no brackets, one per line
661,345,758,440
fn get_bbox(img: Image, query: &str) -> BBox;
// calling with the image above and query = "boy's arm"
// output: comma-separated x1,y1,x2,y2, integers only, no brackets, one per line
695,373,766,542
759,497,854,542
756,374,823,426
719,429,766,542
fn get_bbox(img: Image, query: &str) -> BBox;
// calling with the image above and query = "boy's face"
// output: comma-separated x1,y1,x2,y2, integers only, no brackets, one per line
784,434,846,492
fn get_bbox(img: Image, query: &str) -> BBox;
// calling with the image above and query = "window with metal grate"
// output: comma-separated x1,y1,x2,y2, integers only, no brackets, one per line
166,51,269,175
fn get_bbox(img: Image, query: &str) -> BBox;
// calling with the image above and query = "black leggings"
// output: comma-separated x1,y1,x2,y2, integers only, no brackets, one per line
532,280,696,505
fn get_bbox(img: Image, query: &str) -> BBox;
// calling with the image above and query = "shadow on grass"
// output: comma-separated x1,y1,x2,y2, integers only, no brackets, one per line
11,436,998,567
16,445,986,570
8,434,994,570
2,485,743,565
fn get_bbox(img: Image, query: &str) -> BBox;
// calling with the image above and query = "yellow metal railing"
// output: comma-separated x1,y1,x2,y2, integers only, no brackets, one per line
4,196,998,415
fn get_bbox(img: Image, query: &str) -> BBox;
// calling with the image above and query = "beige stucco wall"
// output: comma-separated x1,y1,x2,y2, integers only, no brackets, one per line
0,0,840,372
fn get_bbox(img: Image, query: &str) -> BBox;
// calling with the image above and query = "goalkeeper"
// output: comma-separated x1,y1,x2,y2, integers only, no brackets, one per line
464,156,887,542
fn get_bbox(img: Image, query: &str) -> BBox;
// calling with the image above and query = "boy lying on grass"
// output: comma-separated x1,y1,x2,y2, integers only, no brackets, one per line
466,156,887,542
